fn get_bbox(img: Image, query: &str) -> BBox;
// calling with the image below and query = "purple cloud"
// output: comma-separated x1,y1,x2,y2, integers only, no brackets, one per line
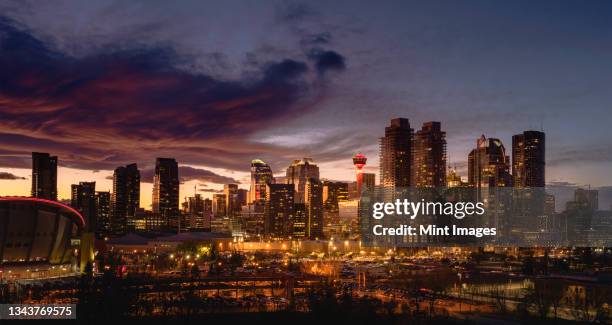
0,17,346,173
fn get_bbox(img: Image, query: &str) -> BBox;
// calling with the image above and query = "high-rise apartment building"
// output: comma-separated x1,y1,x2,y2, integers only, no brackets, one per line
184,194,210,231
264,184,294,238
31,152,57,200
544,194,555,216
111,163,140,234
71,182,96,232
446,166,467,188
468,135,511,188
573,188,598,210
212,193,226,217
323,181,349,214
95,191,111,236
413,121,446,187
305,178,324,239
512,131,545,188
293,203,307,238
237,189,248,206
202,198,212,231
223,184,243,217
362,173,376,192
152,158,179,230
380,118,413,189
248,159,274,211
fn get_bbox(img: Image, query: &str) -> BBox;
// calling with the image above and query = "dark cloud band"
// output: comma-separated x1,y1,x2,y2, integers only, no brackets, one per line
0,17,347,174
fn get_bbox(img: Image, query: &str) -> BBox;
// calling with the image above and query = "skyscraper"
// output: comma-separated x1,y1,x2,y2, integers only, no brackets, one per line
544,193,555,216
468,136,512,233
362,173,376,192
293,203,307,238
224,184,240,217
323,181,349,214
446,166,467,188
95,191,111,237
236,189,248,206
380,118,413,189
305,178,324,239
212,193,226,217
413,122,446,187
152,158,179,230
248,159,274,211
185,194,208,231
71,182,96,232
468,135,511,188
31,152,57,200
264,183,294,238
286,158,319,203
111,163,140,234
202,198,212,231
512,130,545,188
573,188,598,210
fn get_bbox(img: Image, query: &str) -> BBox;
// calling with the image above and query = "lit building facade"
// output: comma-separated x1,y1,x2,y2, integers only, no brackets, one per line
152,158,179,231
305,178,324,239
248,159,274,211
71,182,96,233
184,194,211,231
286,158,319,203
264,183,294,238
223,184,240,217
512,130,545,188
111,163,140,235
240,204,265,236
95,191,111,236
323,181,349,214
446,166,467,188
413,121,446,187
468,135,511,188
544,193,555,216
380,118,413,189
212,193,226,217
362,173,376,192
293,203,307,238
0,197,84,266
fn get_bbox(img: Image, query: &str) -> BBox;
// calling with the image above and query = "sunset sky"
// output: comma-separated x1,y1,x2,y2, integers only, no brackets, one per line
1,1,611,208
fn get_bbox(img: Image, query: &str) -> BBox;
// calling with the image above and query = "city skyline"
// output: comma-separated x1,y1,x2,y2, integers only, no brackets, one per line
1,122,611,209
1,1,612,208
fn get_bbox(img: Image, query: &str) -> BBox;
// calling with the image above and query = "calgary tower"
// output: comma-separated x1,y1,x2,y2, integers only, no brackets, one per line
352,153,367,197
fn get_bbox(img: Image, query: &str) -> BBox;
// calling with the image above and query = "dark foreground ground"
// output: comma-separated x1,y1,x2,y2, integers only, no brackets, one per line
8,311,596,325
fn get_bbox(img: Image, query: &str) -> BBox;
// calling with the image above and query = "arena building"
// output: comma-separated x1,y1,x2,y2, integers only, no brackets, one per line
0,197,86,279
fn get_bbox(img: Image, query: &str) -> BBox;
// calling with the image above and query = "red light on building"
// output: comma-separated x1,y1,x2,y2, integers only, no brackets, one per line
352,153,367,170
352,153,367,197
